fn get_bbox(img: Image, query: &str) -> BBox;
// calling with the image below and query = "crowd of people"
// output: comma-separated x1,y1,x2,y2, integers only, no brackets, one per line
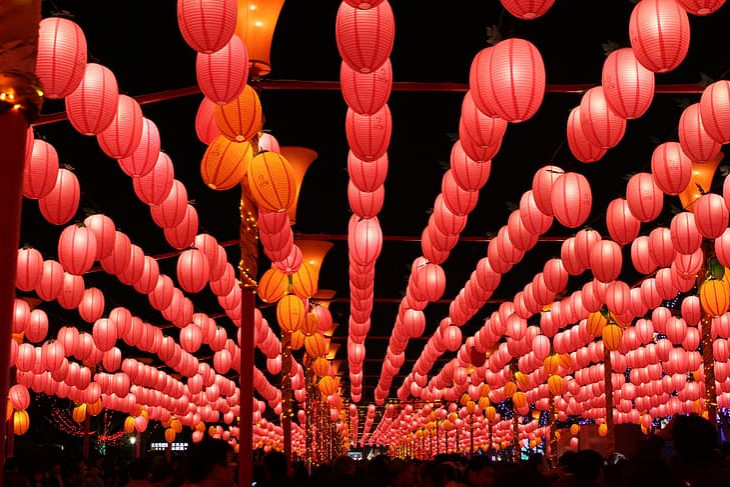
5,414,730,487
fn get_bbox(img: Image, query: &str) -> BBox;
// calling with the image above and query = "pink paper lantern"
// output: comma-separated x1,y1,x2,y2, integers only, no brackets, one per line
347,152,388,193
469,39,545,122
626,172,663,222
38,168,80,225
532,165,565,216
340,59,392,115
117,245,145,286
97,95,144,159
83,214,116,260
58,225,98,276
195,97,222,144
670,212,702,254
693,193,729,239
132,256,160,295
348,182,384,218
133,152,175,206
100,231,132,276
23,139,59,200
196,34,249,105
651,142,692,195
16,248,43,292
345,105,392,162
66,63,119,135
35,18,87,99
567,107,607,163
150,180,188,229
349,216,383,266
336,1,395,74
79,288,105,323
590,240,622,283
164,205,199,250
700,80,730,144
550,172,592,228
579,86,627,149
629,0,691,73
177,0,237,54
606,198,641,246
36,260,64,301
679,103,721,163
677,0,726,15
117,118,161,178
500,0,555,19
177,249,210,293
93,318,118,352
602,48,655,119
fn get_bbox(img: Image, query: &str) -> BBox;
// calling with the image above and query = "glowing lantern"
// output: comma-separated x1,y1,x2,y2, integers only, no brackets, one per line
163,205,199,251
679,103,722,163
133,153,175,206
348,216,382,266
180,324,203,353
677,0,726,15
165,428,176,443
700,278,730,317
651,142,692,195
277,294,306,332
469,38,545,123
670,212,702,254
345,106,392,162
459,92,506,163
258,268,289,303
292,262,318,299
118,118,161,178
312,358,330,377
196,34,249,105
246,152,297,212
24,139,59,200
550,172,592,228
500,0,555,19
280,147,318,224
319,376,337,396
532,165,565,216
9,385,30,411
626,172,663,222
603,324,623,351
97,95,144,159
177,248,211,293
16,248,43,292
700,80,730,144
79,288,105,323
590,240,622,283
548,375,563,396
72,403,87,423
348,152,388,193
693,193,728,239
87,399,103,416
340,60,392,115
177,0,237,53
305,333,328,358
349,183,383,218
25,309,48,343
58,225,98,276
151,180,188,229
335,1,395,74
201,136,252,191
629,0,690,73
579,86,626,149
196,97,221,144
117,245,145,286
93,318,117,352
679,152,723,211
14,410,30,435
66,63,119,135
215,85,262,142
36,18,87,99
602,48,655,119
234,0,286,76
83,214,116,260
567,107,607,163
450,142,492,191
38,169,80,225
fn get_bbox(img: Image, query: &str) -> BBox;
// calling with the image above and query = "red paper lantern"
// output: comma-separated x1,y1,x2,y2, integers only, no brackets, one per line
133,152,175,206
100,231,132,276
35,17,87,99
716,229,730,268
450,143,492,192
345,105,392,162
441,170,479,216
602,48,655,119
164,205,198,250
344,0,385,8
196,34,249,105
500,0,555,19
606,198,641,246
117,118,161,178
93,318,118,352
117,245,145,286
66,63,119,135
195,97,221,144
629,0,690,73
469,39,545,122
651,142,691,195
83,214,116,260
25,309,48,343
677,0,726,15
459,91,507,160
58,225,98,276
579,86,627,149
532,165,565,216
348,152,388,192
626,172,664,222
443,326,462,352
149,275,175,311
180,324,203,353
543,259,568,293
414,263,446,302
177,0,237,54
567,107,607,163
79,288,105,323
590,240,622,283
550,172,592,228
348,182,384,218
340,59,392,115
700,80,730,144
97,95,144,159
16,248,43,292
132,256,160,295
348,215,382,266
150,180,188,229
177,249,210,293
648,227,676,267
670,212,702,254
693,193,729,238
679,103,721,163
336,1,395,74
519,191,553,235
632,236,656,274
23,139,59,199
38,168,80,225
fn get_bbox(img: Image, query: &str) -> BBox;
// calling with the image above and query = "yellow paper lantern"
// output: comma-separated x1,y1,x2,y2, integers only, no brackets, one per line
318,376,337,396
466,401,476,414
209,425,218,437
570,424,580,436
301,313,319,336
6,401,13,422
171,419,183,434
515,371,529,391
276,294,306,332
201,136,252,190
480,384,491,397
72,403,87,424
543,355,559,376
292,262,318,299
548,375,563,396
557,353,573,370
503,381,517,398
164,427,176,443
586,311,607,336
215,85,262,142
247,152,297,213
598,423,608,437
13,409,30,435
304,333,328,358
258,268,289,303
603,324,623,351
478,397,490,410
124,416,136,433
700,278,730,317
513,391,527,409
196,421,206,433
460,393,470,406
86,399,104,417
485,406,496,423
290,330,305,350
312,357,330,377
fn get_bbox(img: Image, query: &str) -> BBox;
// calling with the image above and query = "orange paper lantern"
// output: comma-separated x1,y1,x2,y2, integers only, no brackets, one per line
247,152,297,212
304,333,328,358
215,85,262,142
276,294,306,332
201,136,252,190
292,262,318,299
257,268,289,303
13,409,30,435
603,324,623,351
700,278,730,317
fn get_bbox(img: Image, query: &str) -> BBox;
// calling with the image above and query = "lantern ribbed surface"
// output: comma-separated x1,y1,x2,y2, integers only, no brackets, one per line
550,172,592,228
195,97,221,144
629,0,690,73
66,63,119,135
500,0,555,19
196,34,249,105
677,0,726,14
23,139,59,200
567,107,607,163
97,95,145,159
177,0,237,54
626,172,664,222
164,205,199,250
16,248,43,292
469,39,545,123
345,105,392,161
579,87,627,149
602,48,655,119
348,152,388,192
336,1,395,74
450,142,491,191
177,249,210,293
118,118,161,178
35,17,87,99
133,152,175,206
348,215,383,266
100,232,131,276
679,103,721,163
58,225,98,276
214,85,262,142
150,180,188,229
650,142,692,195
340,60,392,115
700,80,730,144
117,245,145,286
201,136,251,190
348,182,384,218
38,169,80,225
247,152,297,212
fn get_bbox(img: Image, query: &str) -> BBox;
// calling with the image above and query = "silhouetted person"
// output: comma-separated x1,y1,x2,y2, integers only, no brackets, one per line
183,438,236,487
571,449,604,487
259,452,292,487
465,456,494,487
48,465,66,487
4,458,31,487
669,414,730,487
125,459,153,487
